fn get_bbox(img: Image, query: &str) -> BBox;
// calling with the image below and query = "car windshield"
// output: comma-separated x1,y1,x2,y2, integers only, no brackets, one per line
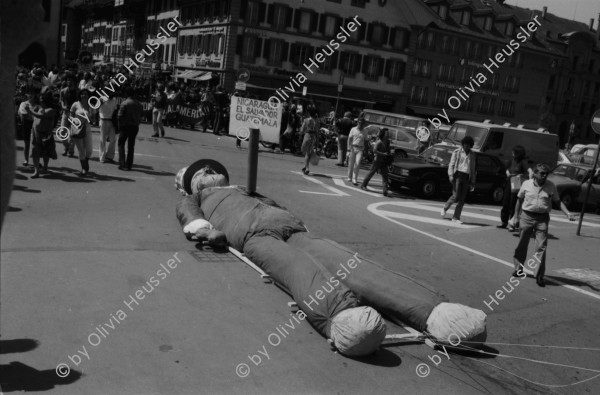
446,124,488,149
420,145,454,165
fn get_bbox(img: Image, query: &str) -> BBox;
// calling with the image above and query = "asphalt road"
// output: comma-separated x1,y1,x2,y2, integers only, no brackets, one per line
1,123,599,395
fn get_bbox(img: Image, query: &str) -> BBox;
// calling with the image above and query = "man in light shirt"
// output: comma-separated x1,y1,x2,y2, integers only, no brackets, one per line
346,115,369,185
441,136,476,224
512,163,575,287
98,94,118,163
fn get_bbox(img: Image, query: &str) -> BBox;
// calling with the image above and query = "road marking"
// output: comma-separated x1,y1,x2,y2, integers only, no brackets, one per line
419,202,600,228
368,202,600,301
331,178,382,197
292,172,350,196
376,209,478,228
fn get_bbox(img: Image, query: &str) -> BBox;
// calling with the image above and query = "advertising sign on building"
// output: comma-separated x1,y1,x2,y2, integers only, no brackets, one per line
229,96,282,144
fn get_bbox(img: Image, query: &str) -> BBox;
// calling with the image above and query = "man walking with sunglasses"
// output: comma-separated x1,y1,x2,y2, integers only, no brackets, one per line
512,163,575,287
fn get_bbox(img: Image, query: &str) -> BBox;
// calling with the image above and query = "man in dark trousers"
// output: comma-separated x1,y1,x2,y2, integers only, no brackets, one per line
213,86,229,135
441,136,476,224
512,163,575,286
336,112,354,166
117,87,143,171
277,103,290,153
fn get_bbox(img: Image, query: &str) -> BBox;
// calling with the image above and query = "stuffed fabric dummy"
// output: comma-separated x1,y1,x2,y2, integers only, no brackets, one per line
175,160,487,356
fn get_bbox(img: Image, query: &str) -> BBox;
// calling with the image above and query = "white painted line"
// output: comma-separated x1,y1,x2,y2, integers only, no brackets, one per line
292,171,350,197
368,202,600,301
420,202,600,228
332,177,382,197
376,209,479,228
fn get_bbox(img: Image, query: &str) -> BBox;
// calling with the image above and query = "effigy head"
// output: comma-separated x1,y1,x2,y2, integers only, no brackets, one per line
329,306,387,357
175,159,230,195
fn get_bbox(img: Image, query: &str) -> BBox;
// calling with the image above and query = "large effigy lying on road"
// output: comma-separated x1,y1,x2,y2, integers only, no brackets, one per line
175,160,487,356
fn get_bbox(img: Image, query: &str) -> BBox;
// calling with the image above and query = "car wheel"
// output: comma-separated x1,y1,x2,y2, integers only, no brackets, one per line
490,185,504,204
419,178,438,198
560,191,574,210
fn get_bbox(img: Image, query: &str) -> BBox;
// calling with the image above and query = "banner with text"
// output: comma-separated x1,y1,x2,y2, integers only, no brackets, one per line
228,96,282,144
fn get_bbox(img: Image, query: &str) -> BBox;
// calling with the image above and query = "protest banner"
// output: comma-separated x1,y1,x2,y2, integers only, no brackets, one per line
228,96,282,144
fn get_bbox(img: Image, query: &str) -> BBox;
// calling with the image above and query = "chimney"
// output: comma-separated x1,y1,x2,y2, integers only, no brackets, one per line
542,6,547,19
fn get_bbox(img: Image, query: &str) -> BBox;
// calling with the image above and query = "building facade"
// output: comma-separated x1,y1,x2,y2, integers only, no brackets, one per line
409,0,600,143
63,0,600,142
226,0,437,113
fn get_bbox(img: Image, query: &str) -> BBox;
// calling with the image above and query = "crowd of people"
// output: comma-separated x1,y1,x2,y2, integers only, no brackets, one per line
13,63,250,176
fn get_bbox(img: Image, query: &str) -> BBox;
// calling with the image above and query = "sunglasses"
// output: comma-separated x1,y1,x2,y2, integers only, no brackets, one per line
539,172,549,176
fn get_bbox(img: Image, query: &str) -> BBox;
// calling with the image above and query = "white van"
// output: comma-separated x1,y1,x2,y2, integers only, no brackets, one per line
443,120,559,166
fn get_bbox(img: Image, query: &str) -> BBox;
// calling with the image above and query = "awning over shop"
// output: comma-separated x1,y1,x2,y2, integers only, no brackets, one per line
175,70,205,80
197,72,218,81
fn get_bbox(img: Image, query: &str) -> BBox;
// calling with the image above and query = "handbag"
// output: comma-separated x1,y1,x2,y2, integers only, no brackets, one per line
309,151,320,166
70,118,86,139
510,175,528,193
283,124,294,138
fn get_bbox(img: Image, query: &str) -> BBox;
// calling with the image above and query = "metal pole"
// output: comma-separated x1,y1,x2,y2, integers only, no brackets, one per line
247,128,260,194
576,134,600,235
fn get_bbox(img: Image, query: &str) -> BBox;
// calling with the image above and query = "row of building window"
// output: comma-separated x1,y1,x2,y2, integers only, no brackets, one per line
241,2,410,51
413,60,520,92
411,87,516,117
431,3,520,37
417,32,524,67
235,35,406,83
146,18,180,39
177,34,225,57
179,1,229,24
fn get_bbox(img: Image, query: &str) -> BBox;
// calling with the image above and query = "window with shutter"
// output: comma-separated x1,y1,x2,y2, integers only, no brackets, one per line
218,35,224,56
299,11,311,33
268,40,283,66
324,15,336,36
387,60,404,84
273,5,287,30
242,36,256,61
461,11,471,26
192,36,200,55
371,24,384,46
247,1,260,25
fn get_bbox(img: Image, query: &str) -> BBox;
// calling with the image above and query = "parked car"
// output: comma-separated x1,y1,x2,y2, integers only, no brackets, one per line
364,124,420,159
431,124,451,144
362,110,429,158
388,144,506,203
548,163,600,210
567,144,598,166
557,150,571,166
